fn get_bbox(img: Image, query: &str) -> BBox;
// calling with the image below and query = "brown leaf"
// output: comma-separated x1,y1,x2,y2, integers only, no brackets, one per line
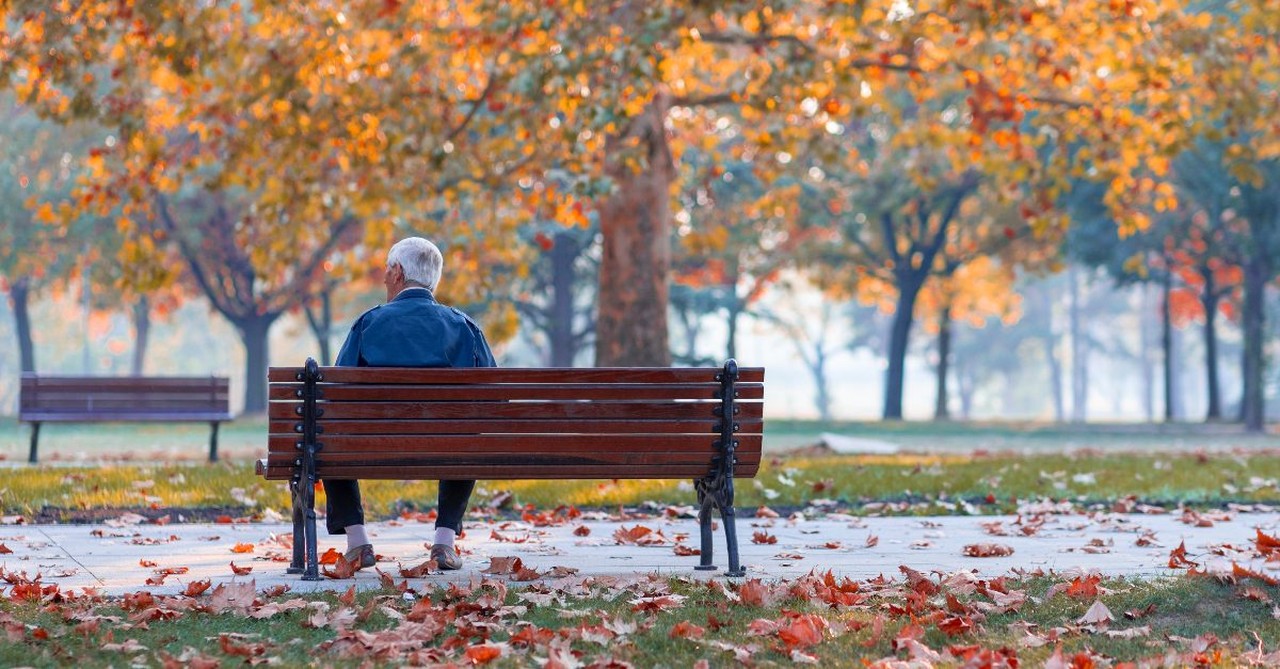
1123,603,1156,620
322,554,358,579
670,620,705,639
182,579,212,596
673,544,700,556
481,556,522,575
338,584,357,606
217,633,265,658
400,561,434,578
139,559,157,568
865,534,879,548
963,543,1014,557
1169,541,1199,569
0,544,11,555
1078,600,1113,626
752,531,777,545
572,525,591,536
230,562,253,576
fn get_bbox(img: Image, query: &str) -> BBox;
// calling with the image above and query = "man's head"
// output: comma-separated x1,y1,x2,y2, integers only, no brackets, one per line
384,237,443,300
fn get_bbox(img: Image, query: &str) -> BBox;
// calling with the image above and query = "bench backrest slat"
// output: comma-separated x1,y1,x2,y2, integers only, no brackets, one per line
20,375,231,420
269,382,764,402
268,367,765,384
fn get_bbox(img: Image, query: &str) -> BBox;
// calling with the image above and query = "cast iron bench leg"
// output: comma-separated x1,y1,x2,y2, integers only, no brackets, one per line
28,422,40,464
694,480,716,571
208,422,220,462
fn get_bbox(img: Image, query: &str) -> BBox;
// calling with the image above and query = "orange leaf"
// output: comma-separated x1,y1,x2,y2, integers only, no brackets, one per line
230,543,255,554
670,620,706,639
139,559,157,568
1169,541,1199,569
1256,529,1280,556
230,562,253,576
463,644,503,664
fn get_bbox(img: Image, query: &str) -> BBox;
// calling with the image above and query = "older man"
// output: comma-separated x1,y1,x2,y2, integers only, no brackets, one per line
323,236,497,571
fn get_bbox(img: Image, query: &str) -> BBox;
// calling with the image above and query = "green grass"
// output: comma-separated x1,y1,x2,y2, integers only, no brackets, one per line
1,572,1277,667
3,450,1280,521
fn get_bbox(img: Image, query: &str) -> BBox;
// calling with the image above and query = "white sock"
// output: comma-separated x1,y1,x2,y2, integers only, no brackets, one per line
434,527,456,547
345,524,369,550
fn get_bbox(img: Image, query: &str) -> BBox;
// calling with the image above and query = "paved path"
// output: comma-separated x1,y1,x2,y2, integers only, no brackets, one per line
3,509,1280,596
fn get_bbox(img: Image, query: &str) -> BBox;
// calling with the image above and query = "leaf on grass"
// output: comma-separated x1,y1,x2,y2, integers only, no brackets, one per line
778,613,828,649
1104,625,1151,639
629,594,686,613
230,562,253,576
670,620,705,639
752,531,777,545
963,543,1013,557
1124,603,1156,620
463,644,502,664
789,648,820,664
230,543,254,554
1078,599,1113,626
217,633,265,658
1064,574,1101,599
209,581,256,614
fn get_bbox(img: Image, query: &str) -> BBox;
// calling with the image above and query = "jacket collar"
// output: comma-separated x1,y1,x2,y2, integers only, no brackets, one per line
392,286,435,303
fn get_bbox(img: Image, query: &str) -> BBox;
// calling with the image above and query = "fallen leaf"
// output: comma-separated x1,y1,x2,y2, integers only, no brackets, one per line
1124,603,1156,620
1169,541,1199,569
670,621,705,639
230,543,254,554
573,525,591,536
963,543,1014,557
752,531,777,545
230,562,253,576
183,579,212,596
463,644,502,664
673,544,700,556
1078,600,1113,626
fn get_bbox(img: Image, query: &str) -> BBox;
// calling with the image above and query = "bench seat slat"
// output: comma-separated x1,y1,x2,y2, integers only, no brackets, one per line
261,463,760,480
267,450,760,468
267,433,762,452
267,400,763,422
23,411,233,422
269,383,764,402
268,366,765,384
268,417,764,435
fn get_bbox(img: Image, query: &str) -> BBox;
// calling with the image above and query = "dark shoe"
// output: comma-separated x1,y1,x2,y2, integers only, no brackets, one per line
344,544,376,569
430,544,462,570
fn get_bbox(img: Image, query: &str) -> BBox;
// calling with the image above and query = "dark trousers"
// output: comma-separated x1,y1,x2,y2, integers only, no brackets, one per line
323,479,475,535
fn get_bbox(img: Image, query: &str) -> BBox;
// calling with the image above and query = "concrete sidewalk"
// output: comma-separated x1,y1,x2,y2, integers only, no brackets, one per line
3,510,1280,596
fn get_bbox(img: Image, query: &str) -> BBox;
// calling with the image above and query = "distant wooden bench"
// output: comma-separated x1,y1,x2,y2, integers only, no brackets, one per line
258,358,764,580
20,375,233,463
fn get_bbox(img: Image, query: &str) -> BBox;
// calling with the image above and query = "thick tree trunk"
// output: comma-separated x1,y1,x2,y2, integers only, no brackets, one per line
9,277,35,373
1241,255,1268,432
549,231,579,367
304,290,333,366
725,300,742,362
131,296,150,376
234,313,279,415
1201,269,1223,421
595,92,674,367
883,272,925,420
933,303,952,420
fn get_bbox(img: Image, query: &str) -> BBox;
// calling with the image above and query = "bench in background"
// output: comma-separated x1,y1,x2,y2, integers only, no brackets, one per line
19,375,233,463
259,359,764,580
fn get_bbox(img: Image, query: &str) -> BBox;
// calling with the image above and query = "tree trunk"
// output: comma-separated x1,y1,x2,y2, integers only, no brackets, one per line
812,346,832,422
304,289,333,366
1068,266,1089,422
595,92,674,367
9,277,35,373
549,231,579,367
725,299,742,362
1201,268,1223,421
1241,254,1267,432
131,296,150,376
883,271,925,420
933,302,952,420
1139,283,1155,422
1161,271,1176,422
234,312,280,415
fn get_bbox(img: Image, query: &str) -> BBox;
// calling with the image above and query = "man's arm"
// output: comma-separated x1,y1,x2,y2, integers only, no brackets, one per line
334,313,369,367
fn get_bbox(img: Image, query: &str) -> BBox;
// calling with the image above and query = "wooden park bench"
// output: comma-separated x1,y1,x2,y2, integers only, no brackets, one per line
258,358,765,580
19,374,233,463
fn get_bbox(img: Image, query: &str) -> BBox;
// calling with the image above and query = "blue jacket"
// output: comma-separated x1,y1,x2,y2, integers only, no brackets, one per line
335,287,497,368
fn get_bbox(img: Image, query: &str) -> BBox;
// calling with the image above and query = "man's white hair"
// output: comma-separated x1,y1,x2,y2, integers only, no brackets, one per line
387,237,443,292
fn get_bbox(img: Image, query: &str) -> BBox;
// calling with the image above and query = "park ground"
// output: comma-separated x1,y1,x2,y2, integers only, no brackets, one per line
2,419,1280,666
